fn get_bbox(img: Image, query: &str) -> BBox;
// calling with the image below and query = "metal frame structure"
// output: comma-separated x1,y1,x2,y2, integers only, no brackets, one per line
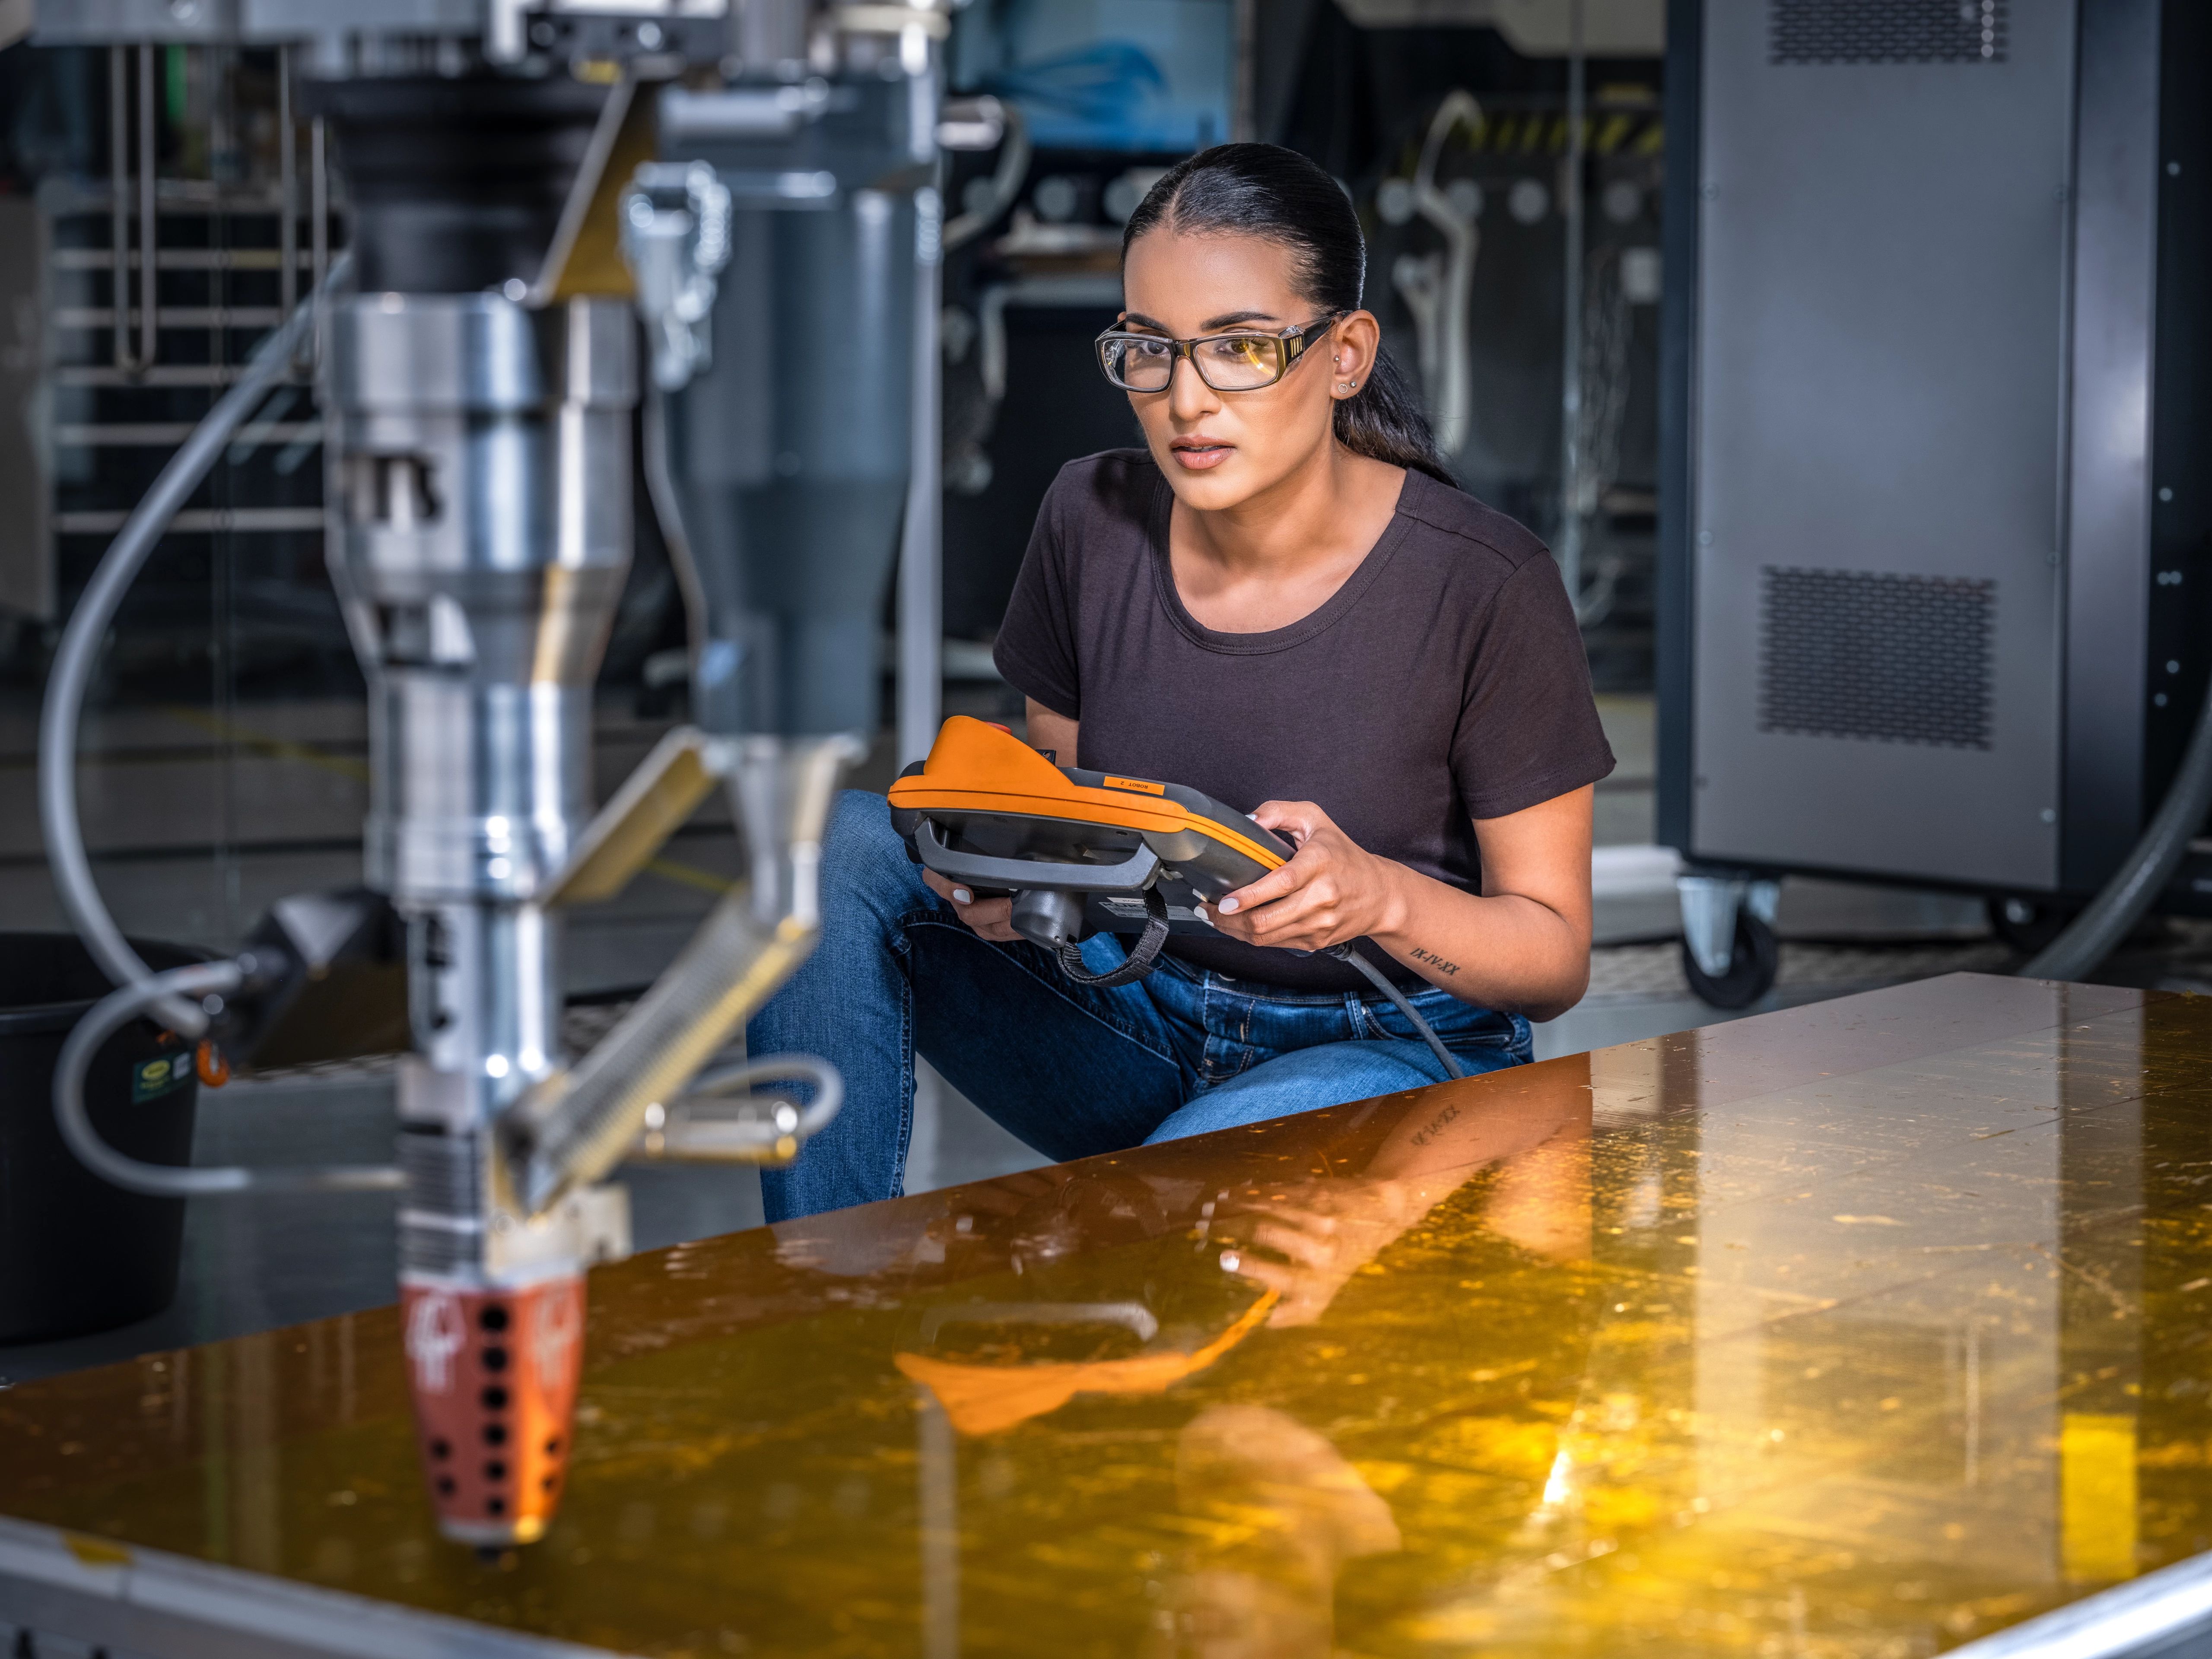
7,0,966,1565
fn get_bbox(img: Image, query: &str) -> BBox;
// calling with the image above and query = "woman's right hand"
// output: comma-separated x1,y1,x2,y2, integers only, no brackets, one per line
922,868,1022,942
1217,1176,1427,1327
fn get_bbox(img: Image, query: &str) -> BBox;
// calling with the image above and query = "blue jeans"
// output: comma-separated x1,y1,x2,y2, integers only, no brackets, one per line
750,791,1533,1220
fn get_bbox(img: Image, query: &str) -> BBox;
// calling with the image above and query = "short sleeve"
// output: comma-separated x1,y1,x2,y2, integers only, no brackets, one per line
991,476,1083,720
1452,556,1616,819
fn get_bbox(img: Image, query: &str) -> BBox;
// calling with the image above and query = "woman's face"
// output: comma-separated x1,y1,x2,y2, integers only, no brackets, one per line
1118,229,1381,511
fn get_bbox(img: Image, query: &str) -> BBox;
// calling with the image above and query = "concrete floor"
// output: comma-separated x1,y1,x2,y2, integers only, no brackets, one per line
0,692,2121,1387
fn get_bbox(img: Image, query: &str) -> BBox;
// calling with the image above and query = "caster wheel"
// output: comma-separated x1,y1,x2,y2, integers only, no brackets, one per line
1681,911,1779,1010
1987,896,2077,956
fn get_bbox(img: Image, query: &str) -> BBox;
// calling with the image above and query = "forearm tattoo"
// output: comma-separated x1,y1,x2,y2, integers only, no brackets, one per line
1410,1101,1461,1147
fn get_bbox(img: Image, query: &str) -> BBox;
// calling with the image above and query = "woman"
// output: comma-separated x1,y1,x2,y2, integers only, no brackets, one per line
751,142,1612,1222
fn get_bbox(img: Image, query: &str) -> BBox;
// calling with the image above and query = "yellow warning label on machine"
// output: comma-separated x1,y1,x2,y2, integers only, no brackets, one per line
1102,776,1166,795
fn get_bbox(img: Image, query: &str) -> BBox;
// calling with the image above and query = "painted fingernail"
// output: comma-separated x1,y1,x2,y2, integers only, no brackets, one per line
952,887,973,905
1218,1249,1241,1272
1219,896,1240,914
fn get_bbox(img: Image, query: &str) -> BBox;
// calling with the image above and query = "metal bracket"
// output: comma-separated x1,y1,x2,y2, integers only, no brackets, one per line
620,159,733,391
539,725,729,908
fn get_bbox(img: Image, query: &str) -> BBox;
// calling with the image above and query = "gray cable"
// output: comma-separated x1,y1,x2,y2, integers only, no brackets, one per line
2024,660,2212,983
38,256,350,1031
687,1052,845,1138
941,100,1030,253
53,959,404,1197
1329,945,1466,1080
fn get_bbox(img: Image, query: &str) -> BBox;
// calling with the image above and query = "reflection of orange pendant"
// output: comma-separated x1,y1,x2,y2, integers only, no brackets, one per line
897,1288,1280,1437
400,1274,585,1547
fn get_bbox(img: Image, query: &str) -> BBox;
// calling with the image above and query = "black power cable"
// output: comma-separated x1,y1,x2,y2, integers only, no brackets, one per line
2024,662,2212,983
1325,945,1467,1080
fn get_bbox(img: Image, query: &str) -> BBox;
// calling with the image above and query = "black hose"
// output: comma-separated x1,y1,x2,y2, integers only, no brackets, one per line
1328,945,1467,1080
2023,660,2212,982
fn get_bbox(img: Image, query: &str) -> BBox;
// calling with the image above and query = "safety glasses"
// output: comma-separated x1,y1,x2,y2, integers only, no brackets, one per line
1094,314,1341,394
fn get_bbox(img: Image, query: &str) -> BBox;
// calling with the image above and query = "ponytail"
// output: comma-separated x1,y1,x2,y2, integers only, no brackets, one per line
1336,344,1453,486
1123,142,1458,489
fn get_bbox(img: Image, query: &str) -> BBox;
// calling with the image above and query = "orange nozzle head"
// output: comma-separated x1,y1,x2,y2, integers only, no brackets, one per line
402,1275,585,1547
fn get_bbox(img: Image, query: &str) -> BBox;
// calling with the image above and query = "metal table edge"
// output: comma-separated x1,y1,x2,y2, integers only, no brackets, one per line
1950,1552,2212,1659
0,1514,626,1659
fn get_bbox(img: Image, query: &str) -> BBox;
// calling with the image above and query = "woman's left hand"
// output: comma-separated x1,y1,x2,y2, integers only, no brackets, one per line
1202,800,1404,953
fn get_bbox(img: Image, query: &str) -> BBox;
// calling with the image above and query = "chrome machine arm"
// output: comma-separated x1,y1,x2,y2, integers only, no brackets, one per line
28,0,954,1550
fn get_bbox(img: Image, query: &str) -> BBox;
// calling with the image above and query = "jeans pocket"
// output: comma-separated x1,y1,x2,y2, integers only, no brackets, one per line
1397,995,1529,1057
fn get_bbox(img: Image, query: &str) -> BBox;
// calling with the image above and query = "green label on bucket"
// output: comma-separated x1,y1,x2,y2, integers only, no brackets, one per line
131,1054,190,1104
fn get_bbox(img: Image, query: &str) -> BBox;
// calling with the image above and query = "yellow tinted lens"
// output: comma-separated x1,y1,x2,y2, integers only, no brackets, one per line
1105,336,1173,390
1195,334,1280,389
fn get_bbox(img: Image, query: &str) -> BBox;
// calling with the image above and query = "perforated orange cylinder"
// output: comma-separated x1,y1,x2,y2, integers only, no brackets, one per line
400,1274,584,1547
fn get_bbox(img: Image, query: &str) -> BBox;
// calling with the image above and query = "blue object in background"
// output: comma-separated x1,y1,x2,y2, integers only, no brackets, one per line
951,0,1234,153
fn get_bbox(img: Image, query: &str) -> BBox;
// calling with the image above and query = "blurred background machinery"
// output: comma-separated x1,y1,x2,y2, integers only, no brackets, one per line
1657,0,2212,1005
4,0,962,1562
0,2,1669,968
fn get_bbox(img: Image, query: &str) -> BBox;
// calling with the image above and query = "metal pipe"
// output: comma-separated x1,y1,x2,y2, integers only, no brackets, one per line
52,958,403,1197
498,734,859,1217
1406,92,1480,457
40,263,340,1032
137,43,158,373
108,46,138,375
898,178,943,767
310,115,328,299
1557,0,1586,611
940,99,1027,253
1233,0,1256,143
918,1388,960,1659
278,46,296,316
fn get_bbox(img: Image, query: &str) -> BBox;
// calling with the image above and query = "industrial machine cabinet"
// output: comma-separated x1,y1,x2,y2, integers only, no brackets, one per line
1656,0,2212,1006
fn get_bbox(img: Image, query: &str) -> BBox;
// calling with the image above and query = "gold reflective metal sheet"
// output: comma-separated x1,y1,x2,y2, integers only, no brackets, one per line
0,973,2205,1656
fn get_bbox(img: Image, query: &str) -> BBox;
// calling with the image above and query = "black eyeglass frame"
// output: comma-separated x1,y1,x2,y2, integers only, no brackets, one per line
1093,313,1345,394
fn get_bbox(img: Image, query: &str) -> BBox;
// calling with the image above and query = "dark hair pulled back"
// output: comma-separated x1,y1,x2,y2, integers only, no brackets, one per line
1121,142,1455,487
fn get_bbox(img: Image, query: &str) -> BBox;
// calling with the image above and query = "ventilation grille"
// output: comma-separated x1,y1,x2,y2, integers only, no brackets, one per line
1759,568,1996,750
1771,0,2008,64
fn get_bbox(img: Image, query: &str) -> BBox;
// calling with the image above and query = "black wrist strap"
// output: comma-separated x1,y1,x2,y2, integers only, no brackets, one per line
1054,888,1170,988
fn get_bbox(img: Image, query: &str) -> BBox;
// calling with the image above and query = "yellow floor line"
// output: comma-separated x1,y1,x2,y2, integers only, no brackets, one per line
161,706,737,896
162,705,371,783
644,857,735,896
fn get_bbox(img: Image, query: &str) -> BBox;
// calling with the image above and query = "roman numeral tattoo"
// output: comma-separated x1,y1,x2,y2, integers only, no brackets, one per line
1410,946,1461,977
1410,1101,1461,1147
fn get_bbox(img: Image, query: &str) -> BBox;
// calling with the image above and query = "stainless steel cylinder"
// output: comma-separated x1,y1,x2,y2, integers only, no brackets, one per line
324,292,635,1159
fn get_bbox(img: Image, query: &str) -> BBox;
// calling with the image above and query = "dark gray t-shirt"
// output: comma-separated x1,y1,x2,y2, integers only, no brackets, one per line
992,449,1615,993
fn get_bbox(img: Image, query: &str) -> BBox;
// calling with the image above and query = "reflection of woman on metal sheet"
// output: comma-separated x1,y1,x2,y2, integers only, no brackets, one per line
1141,1068,1599,1658
750,145,1612,1223
881,1062,1600,1658
1214,1056,1593,1328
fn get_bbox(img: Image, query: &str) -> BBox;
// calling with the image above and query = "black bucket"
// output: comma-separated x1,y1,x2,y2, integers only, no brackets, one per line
0,934,207,1345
